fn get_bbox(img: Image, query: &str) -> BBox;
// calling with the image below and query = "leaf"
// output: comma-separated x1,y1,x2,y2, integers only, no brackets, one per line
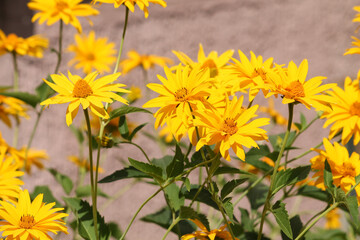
269,131,297,152
129,158,164,183
64,198,110,240
221,178,247,200
75,185,109,198
181,186,218,210
271,201,293,239
184,178,191,192
109,106,151,120
48,168,73,195
272,165,311,195
305,229,347,240
246,182,268,209
239,208,253,232
108,222,122,240
300,113,307,129
214,166,253,176
166,144,185,178
345,194,360,228
0,91,40,108
118,115,129,140
223,199,234,222
242,145,275,172
99,166,151,183
31,186,62,208
297,185,331,203
179,206,198,219
324,160,334,192
128,123,147,141
35,77,56,102
69,125,84,144
281,215,303,240
164,183,184,212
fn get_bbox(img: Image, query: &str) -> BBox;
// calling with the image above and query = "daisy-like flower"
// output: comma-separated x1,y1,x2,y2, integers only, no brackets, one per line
0,189,68,240
127,86,142,103
68,31,116,74
92,0,167,18
68,155,104,172
120,50,173,75
227,50,275,101
321,73,360,145
181,219,239,240
143,65,213,129
311,138,360,203
40,71,129,126
28,0,99,33
0,30,27,56
344,36,360,55
194,95,269,161
0,146,24,204
24,35,49,58
173,44,234,79
14,147,49,174
309,147,326,191
0,95,29,128
267,59,335,109
325,208,341,229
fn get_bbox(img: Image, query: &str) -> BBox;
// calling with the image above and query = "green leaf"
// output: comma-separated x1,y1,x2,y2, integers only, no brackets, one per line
246,182,268,209
281,215,303,240
128,123,147,141
35,77,56,102
164,183,184,212
99,166,151,183
181,186,218,210
239,208,253,232
324,160,334,192
109,106,151,120
269,131,297,152
69,125,84,144
31,186,62,208
75,185,109,198
48,168,73,195
271,201,293,239
64,198,110,240
184,178,191,192
179,206,198,219
345,194,360,228
297,185,331,203
300,113,307,129
141,206,196,236
108,222,122,240
0,85,12,91
272,165,311,195
221,178,247,200
223,199,234,222
129,158,164,183
118,116,129,140
305,229,347,240
166,144,185,178
209,155,221,177
0,91,40,108
242,145,275,172
214,166,253,176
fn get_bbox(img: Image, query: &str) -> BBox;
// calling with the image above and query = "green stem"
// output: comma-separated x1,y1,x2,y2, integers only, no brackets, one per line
11,52,19,148
54,20,63,74
113,7,129,74
117,141,151,163
286,141,323,165
295,203,339,240
257,103,294,240
83,109,99,240
161,217,181,240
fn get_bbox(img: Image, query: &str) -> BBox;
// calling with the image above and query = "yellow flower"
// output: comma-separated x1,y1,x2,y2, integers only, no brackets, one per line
14,148,49,174
311,138,360,203
28,0,99,33
0,30,27,56
194,95,269,161
0,96,29,128
68,155,104,172
127,86,142,103
344,36,360,55
267,59,335,109
0,189,68,240
325,208,341,229
173,43,234,79
228,50,274,101
0,146,24,204
92,0,167,18
181,219,239,240
40,71,129,126
158,125,174,143
309,148,326,191
143,65,213,129
24,35,49,58
68,31,116,74
322,74,360,145
120,50,173,75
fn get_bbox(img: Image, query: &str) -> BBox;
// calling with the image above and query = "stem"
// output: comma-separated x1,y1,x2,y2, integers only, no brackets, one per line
117,141,151,163
161,217,180,240
54,20,63,74
257,103,294,240
295,203,339,240
113,7,129,74
83,109,99,240
11,52,19,148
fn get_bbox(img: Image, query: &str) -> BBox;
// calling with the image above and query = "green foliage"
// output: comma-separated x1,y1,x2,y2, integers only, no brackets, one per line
128,158,164,183
35,76,56,102
281,215,303,240
243,145,274,172
271,201,292,239
99,166,151,183
31,185,62,208
181,185,218,210
344,194,360,228
220,178,248,200
48,168,73,195
166,144,185,178
272,165,311,195
75,185,110,198
324,160,335,193
246,182,269,209
164,183,184,212
109,106,151,120
305,229,347,240
297,185,331,203
0,91,40,108
269,131,297,152
107,222,123,240
69,125,84,144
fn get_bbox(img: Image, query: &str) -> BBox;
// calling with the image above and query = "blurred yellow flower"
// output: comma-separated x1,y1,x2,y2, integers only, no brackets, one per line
195,95,269,161
40,71,129,126
0,95,29,128
14,147,49,174
0,30,27,56
28,0,99,33
92,0,167,18
127,86,142,103
24,35,49,58
68,31,116,74
158,125,174,143
0,189,68,240
325,208,341,229
0,146,24,204
322,74,360,145
181,219,239,240
344,36,360,55
267,59,335,110
120,50,173,75
68,155,104,172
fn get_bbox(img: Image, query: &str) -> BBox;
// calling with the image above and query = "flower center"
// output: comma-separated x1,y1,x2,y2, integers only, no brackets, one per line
252,68,267,81
19,215,35,229
175,88,188,102
222,118,238,135
349,102,360,116
284,81,305,98
342,162,356,177
73,79,93,98
56,0,69,11
86,53,96,61
201,59,218,78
